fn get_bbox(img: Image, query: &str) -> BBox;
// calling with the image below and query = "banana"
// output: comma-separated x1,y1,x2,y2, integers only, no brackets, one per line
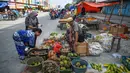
124,66,129,72
104,64,109,67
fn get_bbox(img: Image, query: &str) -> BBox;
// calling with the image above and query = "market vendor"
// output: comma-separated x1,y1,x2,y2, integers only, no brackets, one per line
13,28,42,60
67,17,84,51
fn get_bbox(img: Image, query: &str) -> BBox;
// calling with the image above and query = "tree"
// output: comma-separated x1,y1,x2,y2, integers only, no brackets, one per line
65,3,72,9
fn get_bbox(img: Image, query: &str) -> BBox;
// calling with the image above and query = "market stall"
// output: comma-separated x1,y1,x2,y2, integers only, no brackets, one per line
21,30,130,73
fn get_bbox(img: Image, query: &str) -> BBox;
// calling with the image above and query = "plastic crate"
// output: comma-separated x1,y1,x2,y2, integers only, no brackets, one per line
121,56,130,70
60,69,72,73
72,59,88,73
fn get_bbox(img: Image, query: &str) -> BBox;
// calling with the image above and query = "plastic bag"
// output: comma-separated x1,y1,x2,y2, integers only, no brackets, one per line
89,42,103,55
95,33,113,51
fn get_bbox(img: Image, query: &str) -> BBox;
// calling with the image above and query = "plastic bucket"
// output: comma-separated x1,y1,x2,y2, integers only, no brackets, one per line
27,57,43,73
70,56,80,61
60,69,72,73
27,49,48,60
72,59,88,73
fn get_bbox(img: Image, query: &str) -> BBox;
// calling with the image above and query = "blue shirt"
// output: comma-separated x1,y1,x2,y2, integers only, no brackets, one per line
13,30,35,48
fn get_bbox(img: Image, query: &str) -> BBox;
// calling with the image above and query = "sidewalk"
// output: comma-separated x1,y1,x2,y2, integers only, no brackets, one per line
89,13,130,27
0,12,48,29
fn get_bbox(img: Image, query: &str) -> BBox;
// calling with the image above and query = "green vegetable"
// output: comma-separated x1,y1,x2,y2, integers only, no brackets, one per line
31,62,41,66
60,67,66,70
76,62,81,67
83,65,87,68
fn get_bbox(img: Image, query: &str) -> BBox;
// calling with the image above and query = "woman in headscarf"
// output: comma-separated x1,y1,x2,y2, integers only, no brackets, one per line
25,11,40,30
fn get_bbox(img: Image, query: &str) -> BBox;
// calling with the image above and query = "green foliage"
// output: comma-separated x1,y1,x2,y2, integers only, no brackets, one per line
65,3,72,9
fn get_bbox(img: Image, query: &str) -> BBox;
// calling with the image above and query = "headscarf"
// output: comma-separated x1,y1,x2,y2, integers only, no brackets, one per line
26,11,38,28
28,11,38,19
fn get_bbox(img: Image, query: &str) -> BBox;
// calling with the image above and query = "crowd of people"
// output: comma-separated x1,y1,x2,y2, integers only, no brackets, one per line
0,5,39,20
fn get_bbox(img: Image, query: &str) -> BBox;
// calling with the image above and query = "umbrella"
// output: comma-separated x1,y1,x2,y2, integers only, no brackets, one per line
0,2,8,8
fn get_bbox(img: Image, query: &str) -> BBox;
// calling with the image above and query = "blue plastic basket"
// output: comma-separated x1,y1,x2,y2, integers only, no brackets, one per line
72,59,88,73
70,56,80,61
121,56,130,70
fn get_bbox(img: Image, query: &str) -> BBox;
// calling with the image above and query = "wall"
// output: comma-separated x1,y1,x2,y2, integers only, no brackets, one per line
102,1,130,16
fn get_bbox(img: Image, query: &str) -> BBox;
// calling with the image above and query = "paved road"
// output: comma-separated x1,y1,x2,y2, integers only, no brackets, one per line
0,13,62,73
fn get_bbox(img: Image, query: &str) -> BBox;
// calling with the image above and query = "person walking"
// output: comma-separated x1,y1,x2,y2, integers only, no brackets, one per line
13,28,42,60
25,11,40,30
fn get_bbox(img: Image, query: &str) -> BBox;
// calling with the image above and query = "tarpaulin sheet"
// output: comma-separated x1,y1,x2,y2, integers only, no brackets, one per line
0,2,8,8
76,2,119,7
85,2,119,7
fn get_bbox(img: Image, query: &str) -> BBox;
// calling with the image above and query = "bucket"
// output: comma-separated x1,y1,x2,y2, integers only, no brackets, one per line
72,59,88,73
27,57,43,73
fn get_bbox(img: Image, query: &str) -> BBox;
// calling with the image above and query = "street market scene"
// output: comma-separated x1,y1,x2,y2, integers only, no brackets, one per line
0,0,130,73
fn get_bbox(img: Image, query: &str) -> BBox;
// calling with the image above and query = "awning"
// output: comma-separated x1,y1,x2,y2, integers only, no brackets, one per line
86,2,119,7
96,0,120,3
0,2,8,8
77,1,119,7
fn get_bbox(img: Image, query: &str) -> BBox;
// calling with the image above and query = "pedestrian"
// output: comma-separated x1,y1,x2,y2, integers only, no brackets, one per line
25,11,40,30
80,7,86,17
67,17,84,51
13,28,42,60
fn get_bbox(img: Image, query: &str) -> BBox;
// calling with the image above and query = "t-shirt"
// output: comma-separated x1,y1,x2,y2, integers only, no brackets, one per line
73,21,82,35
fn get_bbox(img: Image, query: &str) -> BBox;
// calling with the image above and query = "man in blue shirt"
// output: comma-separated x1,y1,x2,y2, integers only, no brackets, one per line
13,28,42,60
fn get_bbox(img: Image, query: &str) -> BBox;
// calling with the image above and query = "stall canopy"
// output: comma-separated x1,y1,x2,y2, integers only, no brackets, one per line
86,2,119,7
76,1,119,14
0,1,8,8
96,0,120,3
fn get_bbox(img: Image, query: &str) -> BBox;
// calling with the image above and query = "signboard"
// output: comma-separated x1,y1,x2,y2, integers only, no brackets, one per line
16,3,24,8
8,2,15,9
16,0,22,2
10,0,14,1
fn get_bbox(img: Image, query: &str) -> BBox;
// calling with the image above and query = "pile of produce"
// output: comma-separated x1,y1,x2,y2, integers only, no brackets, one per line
42,60,59,73
50,32,58,36
49,32,65,40
48,50,57,60
60,55,71,70
68,52,78,57
90,63,102,72
95,35,103,41
30,62,41,66
74,61,87,69
104,64,129,73
60,48,70,54
126,58,130,63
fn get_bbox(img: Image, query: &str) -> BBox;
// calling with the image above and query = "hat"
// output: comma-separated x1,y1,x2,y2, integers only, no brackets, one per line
66,17,73,22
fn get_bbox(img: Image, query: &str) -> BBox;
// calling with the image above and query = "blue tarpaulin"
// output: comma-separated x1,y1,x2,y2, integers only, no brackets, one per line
0,2,8,8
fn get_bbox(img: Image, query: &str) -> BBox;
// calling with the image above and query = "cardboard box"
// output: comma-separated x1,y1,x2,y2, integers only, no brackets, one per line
75,42,89,56
109,26,118,35
109,25,128,35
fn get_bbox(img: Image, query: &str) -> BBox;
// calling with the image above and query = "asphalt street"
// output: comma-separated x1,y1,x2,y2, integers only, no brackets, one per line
0,13,63,73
